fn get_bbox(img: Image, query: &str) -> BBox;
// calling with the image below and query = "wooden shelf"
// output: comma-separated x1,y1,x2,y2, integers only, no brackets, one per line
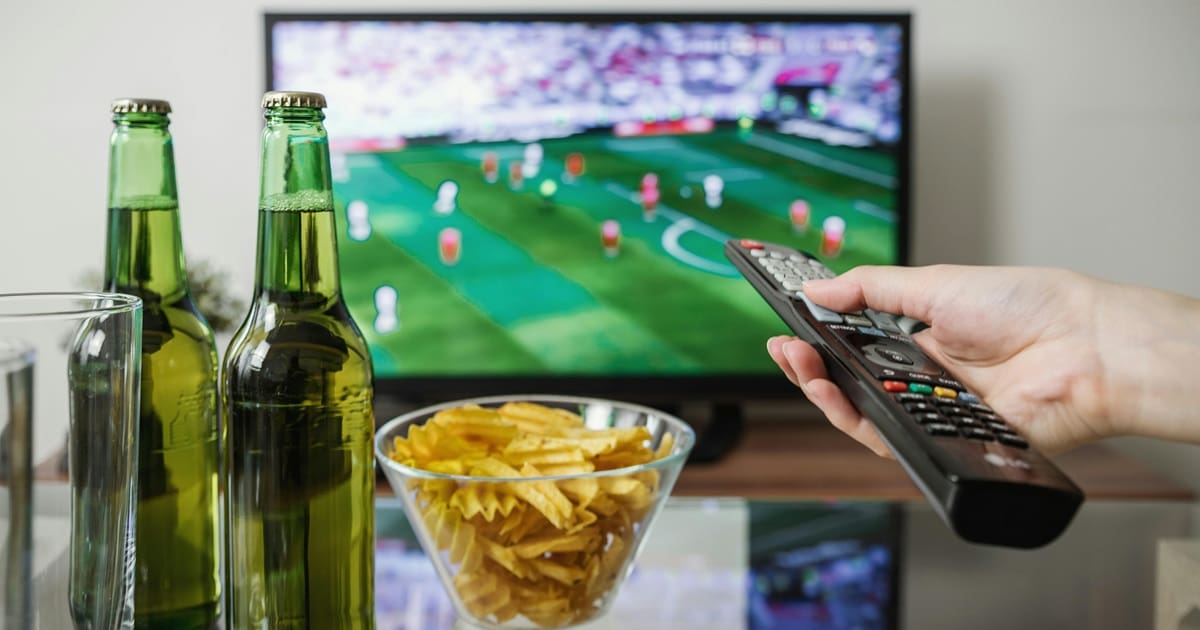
672,418,1196,501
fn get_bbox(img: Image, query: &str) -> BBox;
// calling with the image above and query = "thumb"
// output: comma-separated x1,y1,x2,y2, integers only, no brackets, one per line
802,265,938,323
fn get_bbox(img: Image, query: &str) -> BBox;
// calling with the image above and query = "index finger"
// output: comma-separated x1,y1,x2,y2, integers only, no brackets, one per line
801,265,954,323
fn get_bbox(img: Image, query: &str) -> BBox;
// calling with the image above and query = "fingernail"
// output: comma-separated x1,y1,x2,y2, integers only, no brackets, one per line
801,279,829,291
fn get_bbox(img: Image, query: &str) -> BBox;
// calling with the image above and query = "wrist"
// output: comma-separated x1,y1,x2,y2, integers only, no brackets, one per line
1097,281,1200,444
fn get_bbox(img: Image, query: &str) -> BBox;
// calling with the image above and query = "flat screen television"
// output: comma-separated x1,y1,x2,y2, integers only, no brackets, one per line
265,12,912,406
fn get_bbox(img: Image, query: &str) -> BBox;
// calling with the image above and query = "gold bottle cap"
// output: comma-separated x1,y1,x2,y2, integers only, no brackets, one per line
261,91,327,109
111,98,172,114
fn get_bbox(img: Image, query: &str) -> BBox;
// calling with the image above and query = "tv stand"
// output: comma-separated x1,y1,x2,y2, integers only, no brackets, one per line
658,401,745,464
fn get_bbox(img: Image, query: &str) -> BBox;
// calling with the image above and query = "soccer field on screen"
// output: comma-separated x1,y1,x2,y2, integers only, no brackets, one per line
332,128,898,377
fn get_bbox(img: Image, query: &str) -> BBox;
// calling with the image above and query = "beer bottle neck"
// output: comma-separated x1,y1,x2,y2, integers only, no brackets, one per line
254,107,341,307
104,111,188,300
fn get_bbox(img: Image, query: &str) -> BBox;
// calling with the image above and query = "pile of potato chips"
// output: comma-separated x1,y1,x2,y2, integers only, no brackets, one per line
388,401,676,627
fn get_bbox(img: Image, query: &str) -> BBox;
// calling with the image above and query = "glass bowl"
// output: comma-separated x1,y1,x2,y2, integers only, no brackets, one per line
374,394,695,629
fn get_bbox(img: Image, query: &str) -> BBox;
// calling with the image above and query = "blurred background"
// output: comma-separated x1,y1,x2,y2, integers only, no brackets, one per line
1,1,1198,628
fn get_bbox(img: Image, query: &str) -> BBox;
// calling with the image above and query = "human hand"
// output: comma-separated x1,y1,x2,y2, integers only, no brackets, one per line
766,265,1166,457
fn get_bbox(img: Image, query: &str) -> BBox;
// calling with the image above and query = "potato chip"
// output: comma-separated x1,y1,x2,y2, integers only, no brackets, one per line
511,530,594,559
388,401,678,628
497,401,585,432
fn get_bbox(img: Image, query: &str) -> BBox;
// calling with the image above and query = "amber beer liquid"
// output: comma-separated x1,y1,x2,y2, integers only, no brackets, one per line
222,91,376,629
102,98,221,629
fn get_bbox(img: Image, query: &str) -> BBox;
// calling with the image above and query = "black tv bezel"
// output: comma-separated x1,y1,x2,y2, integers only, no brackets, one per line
263,11,913,405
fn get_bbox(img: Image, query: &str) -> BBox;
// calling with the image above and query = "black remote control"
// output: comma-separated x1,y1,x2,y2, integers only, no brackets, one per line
725,239,1083,549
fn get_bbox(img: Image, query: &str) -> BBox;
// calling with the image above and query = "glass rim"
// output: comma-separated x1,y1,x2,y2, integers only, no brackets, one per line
0,291,142,321
375,394,696,483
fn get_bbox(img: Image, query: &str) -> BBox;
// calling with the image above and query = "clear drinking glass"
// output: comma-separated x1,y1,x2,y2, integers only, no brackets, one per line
0,292,142,629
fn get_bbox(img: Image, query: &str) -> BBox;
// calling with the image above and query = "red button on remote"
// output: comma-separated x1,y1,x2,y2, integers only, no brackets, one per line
883,380,908,392
739,239,764,250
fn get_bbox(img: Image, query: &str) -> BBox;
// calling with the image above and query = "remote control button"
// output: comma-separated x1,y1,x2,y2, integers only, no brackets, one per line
986,421,1010,432
952,415,983,428
843,314,872,327
794,292,843,323
924,423,959,436
975,412,999,422
739,239,764,250
769,251,786,260
908,383,933,395
961,427,995,441
750,249,767,258
933,387,957,399
789,254,806,262
937,404,969,415
865,309,904,334
893,392,928,403
904,402,937,414
857,326,887,338
883,380,908,393
913,412,943,424
957,392,981,405
967,403,993,413
998,434,1029,449
875,348,913,365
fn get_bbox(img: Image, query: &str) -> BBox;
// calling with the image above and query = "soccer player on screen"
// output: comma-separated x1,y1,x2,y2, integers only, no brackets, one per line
821,216,846,257
703,174,724,209
790,199,811,234
439,227,462,266
481,151,499,183
346,200,371,242
641,186,660,222
564,153,585,182
509,161,524,190
434,181,458,215
523,143,543,178
601,219,621,257
641,172,658,194
373,285,399,334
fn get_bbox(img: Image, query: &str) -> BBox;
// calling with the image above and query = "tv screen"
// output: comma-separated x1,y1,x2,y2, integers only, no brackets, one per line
265,13,911,402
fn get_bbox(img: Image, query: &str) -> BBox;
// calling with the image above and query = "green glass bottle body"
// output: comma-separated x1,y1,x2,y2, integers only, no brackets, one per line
222,96,376,629
102,103,221,629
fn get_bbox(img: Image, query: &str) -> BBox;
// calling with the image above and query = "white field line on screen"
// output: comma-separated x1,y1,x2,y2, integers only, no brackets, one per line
742,133,897,189
603,182,739,277
681,167,762,183
852,200,898,223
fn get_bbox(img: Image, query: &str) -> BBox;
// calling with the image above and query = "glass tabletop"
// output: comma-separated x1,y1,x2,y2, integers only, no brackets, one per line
375,497,900,630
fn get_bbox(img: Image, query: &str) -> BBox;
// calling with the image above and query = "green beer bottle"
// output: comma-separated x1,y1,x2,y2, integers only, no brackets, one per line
222,91,375,629
103,98,221,629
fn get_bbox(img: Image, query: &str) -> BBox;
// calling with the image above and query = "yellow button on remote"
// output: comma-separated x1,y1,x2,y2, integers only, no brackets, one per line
933,387,958,399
